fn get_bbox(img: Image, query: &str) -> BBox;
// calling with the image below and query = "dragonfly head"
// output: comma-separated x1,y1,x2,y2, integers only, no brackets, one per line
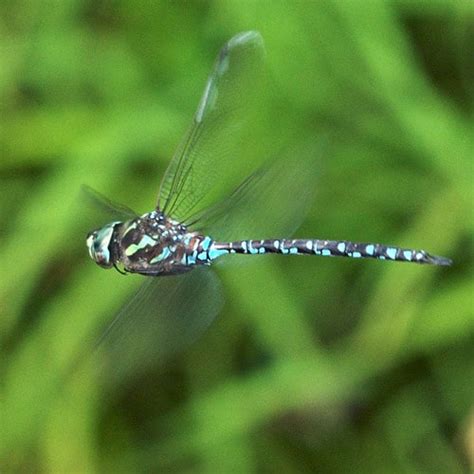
86,222,121,269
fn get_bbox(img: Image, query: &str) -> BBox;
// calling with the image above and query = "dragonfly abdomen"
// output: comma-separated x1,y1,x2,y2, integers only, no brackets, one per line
208,239,452,266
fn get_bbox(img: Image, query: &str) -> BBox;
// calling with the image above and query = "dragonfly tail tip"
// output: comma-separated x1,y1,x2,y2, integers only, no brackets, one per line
429,254,453,266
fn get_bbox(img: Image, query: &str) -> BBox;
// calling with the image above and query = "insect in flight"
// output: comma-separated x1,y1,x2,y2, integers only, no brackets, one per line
85,32,451,377
87,31,451,278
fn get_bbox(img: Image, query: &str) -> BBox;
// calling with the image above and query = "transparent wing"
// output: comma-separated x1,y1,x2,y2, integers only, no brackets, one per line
82,185,138,221
158,31,268,223
87,268,223,390
186,140,325,241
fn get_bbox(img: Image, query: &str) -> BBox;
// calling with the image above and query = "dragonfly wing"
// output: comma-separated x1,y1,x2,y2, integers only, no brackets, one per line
87,268,223,390
187,141,324,241
82,185,138,221
158,31,268,223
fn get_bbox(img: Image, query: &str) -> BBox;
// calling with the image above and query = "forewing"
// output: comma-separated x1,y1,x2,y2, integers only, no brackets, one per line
158,31,268,222
82,185,138,221
88,268,223,390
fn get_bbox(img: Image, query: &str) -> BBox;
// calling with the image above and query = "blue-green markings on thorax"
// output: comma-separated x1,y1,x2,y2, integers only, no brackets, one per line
125,235,158,257
150,247,171,264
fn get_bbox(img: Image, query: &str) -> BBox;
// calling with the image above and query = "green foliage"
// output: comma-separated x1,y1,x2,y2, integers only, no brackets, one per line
1,1,472,472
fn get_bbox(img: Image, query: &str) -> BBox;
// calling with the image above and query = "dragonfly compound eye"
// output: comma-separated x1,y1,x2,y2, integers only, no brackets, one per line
86,223,118,268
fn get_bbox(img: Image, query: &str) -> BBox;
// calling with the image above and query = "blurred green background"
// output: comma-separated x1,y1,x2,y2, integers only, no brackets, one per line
1,1,473,472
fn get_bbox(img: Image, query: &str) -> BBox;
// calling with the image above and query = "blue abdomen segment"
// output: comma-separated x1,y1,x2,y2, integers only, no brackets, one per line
184,236,233,266
208,239,452,266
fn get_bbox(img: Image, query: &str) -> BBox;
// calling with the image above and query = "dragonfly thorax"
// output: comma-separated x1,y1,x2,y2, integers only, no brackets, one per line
87,210,219,276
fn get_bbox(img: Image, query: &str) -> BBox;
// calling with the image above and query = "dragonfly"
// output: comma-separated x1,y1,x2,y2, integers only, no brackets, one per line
85,31,451,383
